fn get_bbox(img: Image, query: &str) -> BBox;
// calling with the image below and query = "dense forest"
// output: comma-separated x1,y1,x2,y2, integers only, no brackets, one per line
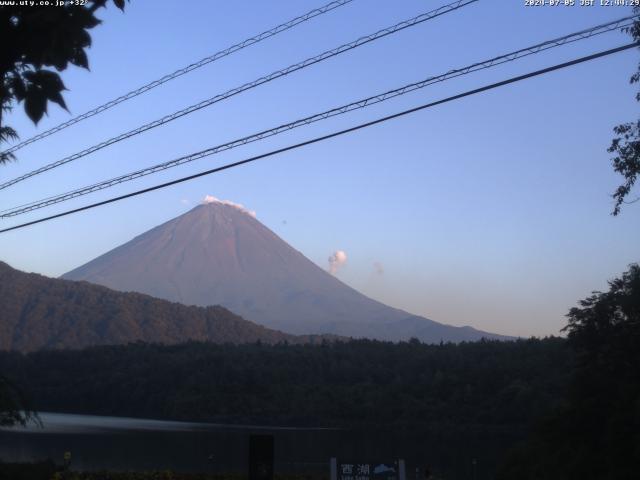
0,338,569,431
498,264,640,480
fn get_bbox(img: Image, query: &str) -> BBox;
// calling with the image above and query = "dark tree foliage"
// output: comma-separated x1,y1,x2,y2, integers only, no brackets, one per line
0,0,128,164
498,264,640,480
0,375,38,427
609,9,640,215
0,338,569,432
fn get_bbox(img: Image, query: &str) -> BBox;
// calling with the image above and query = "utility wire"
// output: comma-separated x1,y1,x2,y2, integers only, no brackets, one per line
1,14,636,218
0,0,479,191
0,0,355,156
0,42,635,235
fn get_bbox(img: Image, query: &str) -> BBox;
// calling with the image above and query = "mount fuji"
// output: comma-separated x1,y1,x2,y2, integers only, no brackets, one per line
63,198,509,342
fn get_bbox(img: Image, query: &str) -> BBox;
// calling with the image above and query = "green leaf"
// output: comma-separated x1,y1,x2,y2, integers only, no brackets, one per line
10,76,27,101
91,0,109,10
71,49,89,69
0,126,19,144
24,88,47,124
113,0,126,11
33,69,66,92
48,90,68,111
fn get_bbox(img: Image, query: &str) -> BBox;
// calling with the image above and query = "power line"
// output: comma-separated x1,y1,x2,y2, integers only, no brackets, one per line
0,0,479,191
0,0,355,156
1,14,636,218
0,42,635,235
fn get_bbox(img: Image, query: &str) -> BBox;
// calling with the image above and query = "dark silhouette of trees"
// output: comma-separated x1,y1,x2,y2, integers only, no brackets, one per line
0,0,128,164
0,337,570,431
609,9,640,215
0,375,38,427
498,264,640,480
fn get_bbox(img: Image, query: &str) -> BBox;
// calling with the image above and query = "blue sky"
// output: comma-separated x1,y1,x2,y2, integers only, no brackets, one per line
1,0,639,337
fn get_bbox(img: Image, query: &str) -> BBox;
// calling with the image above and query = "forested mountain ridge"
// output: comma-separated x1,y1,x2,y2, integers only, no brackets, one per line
0,261,329,351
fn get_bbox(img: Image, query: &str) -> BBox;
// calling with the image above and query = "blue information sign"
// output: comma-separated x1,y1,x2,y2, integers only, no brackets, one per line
337,461,399,480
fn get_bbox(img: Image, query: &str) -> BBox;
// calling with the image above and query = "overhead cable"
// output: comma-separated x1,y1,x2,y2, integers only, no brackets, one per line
0,42,635,234
0,0,356,155
2,14,636,218
0,0,479,191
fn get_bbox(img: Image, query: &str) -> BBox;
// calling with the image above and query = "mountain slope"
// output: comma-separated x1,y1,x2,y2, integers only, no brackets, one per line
63,201,509,342
0,261,324,352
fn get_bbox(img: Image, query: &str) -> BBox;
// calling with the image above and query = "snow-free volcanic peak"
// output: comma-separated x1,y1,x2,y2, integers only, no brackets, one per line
63,198,509,342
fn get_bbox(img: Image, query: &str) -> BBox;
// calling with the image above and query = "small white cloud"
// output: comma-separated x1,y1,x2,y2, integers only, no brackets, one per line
328,250,347,274
181,198,191,205
202,195,256,217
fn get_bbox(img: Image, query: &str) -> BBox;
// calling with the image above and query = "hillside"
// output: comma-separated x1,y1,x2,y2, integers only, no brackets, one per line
0,261,325,352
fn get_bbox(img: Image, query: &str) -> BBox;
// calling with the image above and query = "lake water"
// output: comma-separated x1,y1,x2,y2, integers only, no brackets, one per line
0,412,507,479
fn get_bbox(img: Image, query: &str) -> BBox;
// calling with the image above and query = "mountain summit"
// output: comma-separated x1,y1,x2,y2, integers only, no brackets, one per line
63,199,508,342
